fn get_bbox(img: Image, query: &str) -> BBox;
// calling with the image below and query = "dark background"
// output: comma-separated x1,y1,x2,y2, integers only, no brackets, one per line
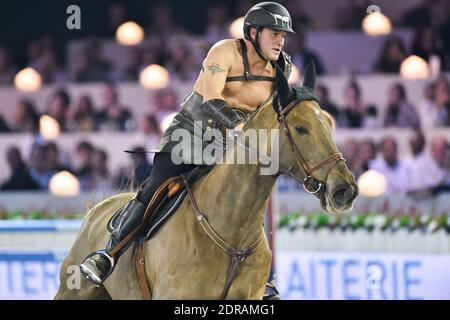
0,0,238,67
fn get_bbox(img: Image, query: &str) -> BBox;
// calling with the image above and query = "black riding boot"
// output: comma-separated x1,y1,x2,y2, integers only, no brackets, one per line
79,198,146,286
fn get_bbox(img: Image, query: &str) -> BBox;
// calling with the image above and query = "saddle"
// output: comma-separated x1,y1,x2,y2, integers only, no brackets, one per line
107,165,212,241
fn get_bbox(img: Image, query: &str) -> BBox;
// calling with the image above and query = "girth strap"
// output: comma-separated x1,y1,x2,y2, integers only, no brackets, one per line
135,239,151,299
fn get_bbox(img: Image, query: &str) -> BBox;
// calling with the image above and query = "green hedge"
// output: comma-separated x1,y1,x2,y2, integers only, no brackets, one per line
0,210,83,220
278,211,450,233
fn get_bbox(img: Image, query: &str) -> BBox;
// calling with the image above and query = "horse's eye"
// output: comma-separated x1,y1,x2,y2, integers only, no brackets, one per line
295,126,309,135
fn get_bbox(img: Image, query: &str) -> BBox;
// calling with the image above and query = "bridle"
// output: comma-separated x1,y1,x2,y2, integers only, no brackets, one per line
276,99,346,194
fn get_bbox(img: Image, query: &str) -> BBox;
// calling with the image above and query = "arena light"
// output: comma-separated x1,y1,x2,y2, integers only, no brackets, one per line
139,64,170,89
357,169,387,198
116,21,145,46
39,115,60,140
160,112,178,133
49,171,80,197
400,55,429,80
14,67,42,92
288,64,300,85
229,17,245,39
362,12,392,36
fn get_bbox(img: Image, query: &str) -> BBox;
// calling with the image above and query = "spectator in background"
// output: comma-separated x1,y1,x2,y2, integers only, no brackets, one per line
430,136,450,194
89,148,112,192
12,98,40,133
316,84,339,119
419,80,438,129
412,26,446,67
141,37,168,68
338,81,366,128
341,138,359,175
369,137,409,193
26,40,42,69
122,47,143,81
152,87,180,124
28,144,56,190
362,105,379,128
96,84,135,131
167,43,198,81
204,3,230,43
139,114,162,164
434,143,450,193
34,48,67,83
45,141,71,173
404,130,444,197
285,32,325,75
67,94,98,132
373,36,407,74
419,76,450,127
73,38,115,82
383,83,421,128
430,136,448,171
352,138,376,179
432,76,450,126
75,141,94,190
0,46,16,85
1,146,40,191
45,89,71,131
26,36,66,84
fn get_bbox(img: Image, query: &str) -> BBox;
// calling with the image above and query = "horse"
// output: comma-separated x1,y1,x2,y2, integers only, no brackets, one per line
54,63,358,300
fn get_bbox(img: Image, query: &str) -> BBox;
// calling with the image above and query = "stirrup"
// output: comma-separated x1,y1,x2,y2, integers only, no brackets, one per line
263,281,281,300
79,250,115,286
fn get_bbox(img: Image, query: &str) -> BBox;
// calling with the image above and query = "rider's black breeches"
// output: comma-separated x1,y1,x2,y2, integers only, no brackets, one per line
136,153,196,205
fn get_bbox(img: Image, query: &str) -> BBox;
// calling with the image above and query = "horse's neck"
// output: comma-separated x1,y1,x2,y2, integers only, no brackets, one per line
196,101,279,248
199,163,277,248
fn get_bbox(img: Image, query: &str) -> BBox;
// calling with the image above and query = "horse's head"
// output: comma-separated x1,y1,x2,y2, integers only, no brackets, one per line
274,61,358,213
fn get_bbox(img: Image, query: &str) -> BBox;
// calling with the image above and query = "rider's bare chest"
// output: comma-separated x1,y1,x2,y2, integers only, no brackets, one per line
222,61,275,111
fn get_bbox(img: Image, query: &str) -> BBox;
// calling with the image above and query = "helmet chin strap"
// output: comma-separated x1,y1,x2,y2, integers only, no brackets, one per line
250,27,270,62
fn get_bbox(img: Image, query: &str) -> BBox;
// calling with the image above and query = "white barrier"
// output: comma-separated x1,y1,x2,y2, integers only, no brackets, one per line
275,251,450,300
0,220,80,300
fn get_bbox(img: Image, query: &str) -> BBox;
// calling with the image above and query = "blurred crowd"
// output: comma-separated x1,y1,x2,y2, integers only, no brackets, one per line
0,74,450,194
0,0,450,86
341,129,450,196
1,0,450,195
1,140,158,194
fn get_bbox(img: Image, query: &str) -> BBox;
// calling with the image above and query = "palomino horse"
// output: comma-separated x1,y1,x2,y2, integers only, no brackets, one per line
55,63,358,300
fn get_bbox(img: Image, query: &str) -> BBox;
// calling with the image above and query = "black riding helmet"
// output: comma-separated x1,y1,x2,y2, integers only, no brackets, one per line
243,2,295,61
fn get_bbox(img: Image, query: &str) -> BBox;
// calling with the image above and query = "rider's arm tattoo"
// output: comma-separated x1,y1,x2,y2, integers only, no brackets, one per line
207,63,225,76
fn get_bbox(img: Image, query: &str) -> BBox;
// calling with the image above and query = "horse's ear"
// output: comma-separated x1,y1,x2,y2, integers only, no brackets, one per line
302,60,316,90
275,66,296,108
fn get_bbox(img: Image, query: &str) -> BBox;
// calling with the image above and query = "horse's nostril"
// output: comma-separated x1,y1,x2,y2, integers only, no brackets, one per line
333,187,351,205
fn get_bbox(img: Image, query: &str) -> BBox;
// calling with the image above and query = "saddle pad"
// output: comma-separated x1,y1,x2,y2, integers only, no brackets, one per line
144,189,187,241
